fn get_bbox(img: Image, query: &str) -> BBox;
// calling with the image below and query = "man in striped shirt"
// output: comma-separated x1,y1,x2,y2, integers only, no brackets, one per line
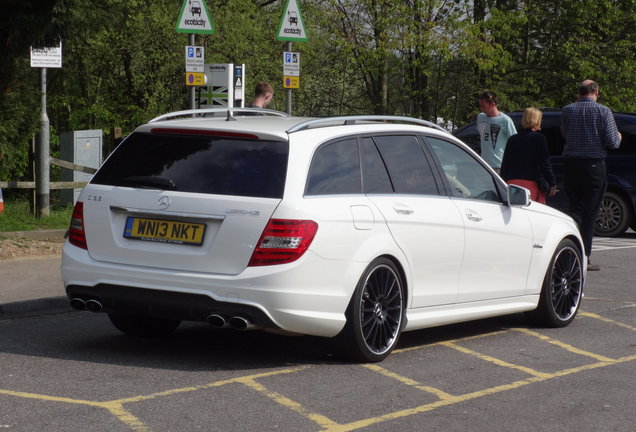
561,80,621,271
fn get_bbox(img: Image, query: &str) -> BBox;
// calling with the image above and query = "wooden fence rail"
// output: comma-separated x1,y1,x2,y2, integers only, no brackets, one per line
0,157,96,190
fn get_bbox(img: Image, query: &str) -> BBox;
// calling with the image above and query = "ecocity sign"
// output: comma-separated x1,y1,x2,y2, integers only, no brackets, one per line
276,0,308,42
176,0,214,34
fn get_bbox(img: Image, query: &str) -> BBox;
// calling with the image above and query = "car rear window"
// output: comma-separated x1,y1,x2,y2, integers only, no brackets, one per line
91,132,288,198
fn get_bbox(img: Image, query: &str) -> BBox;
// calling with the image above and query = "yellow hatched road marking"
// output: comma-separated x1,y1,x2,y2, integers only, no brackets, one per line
112,367,307,404
0,367,307,432
1,320,633,432
579,311,636,331
322,354,636,432
0,390,149,432
392,330,511,355
361,364,456,400
514,328,616,362
440,341,552,378
242,379,339,429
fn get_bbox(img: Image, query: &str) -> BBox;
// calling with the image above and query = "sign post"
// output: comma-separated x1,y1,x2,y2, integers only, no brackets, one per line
30,42,62,217
277,0,308,114
176,0,214,110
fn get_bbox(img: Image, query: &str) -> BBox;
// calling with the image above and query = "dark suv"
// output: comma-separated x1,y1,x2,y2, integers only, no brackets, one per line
453,110,636,237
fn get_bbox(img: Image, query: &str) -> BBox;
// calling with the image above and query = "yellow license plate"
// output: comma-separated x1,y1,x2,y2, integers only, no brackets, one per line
123,217,206,245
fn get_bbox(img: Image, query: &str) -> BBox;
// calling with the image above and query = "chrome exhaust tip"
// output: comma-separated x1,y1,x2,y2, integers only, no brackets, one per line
84,299,103,313
229,316,256,331
69,298,86,311
207,314,227,328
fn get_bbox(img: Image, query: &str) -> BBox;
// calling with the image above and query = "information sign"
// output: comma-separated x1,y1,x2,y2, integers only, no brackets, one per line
186,72,206,86
30,43,62,68
185,46,205,72
283,52,300,76
283,76,300,89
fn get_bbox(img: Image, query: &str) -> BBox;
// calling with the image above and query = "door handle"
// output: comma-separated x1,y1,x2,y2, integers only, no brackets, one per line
465,209,482,222
393,204,414,215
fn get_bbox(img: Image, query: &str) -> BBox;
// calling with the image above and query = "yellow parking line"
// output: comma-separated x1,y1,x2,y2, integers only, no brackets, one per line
579,311,636,331
323,354,636,432
0,390,149,432
393,330,511,355
361,364,456,400
102,403,150,432
0,389,103,406
0,367,308,432
242,379,339,429
112,367,308,404
514,328,616,362
440,341,552,378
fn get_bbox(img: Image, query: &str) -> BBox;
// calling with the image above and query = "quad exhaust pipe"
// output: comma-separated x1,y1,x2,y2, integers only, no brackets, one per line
207,314,227,328
85,299,103,313
69,297,103,313
207,313,256,330
229,316,256,331
69,297,86,311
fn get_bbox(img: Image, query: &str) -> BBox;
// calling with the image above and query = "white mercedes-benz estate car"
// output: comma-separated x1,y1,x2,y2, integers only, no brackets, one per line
62,108,585,362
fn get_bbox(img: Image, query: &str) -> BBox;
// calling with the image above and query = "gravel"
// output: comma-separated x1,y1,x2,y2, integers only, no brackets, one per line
0,237,63,260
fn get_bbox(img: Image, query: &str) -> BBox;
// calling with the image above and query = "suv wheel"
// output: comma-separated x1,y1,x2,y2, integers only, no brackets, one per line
596,191,632,237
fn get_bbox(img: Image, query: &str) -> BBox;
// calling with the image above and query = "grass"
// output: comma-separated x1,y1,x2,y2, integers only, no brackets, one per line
0,200,73,232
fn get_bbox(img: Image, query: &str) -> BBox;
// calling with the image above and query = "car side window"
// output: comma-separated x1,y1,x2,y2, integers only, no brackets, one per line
360,138,394,193
426,137,501,202
611,118,636,155
306,138,362,195
453,123,481,154
372,135,439,195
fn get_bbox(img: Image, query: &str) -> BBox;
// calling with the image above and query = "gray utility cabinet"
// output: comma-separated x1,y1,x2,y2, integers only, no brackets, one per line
60,130,102,205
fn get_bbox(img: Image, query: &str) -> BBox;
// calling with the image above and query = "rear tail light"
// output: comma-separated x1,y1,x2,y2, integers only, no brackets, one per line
68,201,88,250
248,219,318,266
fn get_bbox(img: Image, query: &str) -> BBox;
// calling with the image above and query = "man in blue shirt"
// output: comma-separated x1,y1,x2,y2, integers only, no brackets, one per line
477,91,517,173
561,80,621,271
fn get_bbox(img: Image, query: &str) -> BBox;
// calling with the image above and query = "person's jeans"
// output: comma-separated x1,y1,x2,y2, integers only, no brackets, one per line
563,158,607,259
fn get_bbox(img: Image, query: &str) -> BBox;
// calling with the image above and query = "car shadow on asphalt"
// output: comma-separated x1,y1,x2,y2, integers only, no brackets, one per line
0,311,531,371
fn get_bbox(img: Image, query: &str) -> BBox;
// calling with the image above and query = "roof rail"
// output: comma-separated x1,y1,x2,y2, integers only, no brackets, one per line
286,115,447,133
149,108,290,123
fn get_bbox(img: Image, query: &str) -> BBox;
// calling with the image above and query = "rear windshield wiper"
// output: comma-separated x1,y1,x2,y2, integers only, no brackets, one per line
121,176,177,190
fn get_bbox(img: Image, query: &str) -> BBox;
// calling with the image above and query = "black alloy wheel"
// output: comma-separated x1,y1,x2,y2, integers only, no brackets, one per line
525,239,583,327
339,258,404,362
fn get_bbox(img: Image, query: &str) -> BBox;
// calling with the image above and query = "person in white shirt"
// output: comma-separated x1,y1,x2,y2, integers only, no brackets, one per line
477,91,517,173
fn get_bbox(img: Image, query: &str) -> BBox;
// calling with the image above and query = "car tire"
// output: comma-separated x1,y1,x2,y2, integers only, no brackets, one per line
525,239,583,327
108,314,181,337
596,191,631,237
338,258,404,362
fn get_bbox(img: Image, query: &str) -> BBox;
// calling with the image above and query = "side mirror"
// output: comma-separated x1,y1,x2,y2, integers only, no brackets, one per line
508,184,531,206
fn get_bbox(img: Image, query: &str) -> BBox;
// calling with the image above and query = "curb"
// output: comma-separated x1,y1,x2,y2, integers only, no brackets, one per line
0,296,72,320
0,229,67,241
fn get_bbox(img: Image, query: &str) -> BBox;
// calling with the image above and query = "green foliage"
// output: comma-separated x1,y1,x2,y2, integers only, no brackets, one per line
0,200,74,232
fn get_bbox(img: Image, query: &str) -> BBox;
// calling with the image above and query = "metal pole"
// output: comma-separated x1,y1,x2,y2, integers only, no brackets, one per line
189,34,196,110
36,67,50,217
285,41,292,114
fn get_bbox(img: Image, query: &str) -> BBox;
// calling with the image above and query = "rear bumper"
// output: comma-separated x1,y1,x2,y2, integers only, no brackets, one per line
66,284,279,329
61,242,365,337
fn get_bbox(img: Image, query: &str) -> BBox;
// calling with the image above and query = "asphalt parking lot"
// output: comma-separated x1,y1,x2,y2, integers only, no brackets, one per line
0,234,634,432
